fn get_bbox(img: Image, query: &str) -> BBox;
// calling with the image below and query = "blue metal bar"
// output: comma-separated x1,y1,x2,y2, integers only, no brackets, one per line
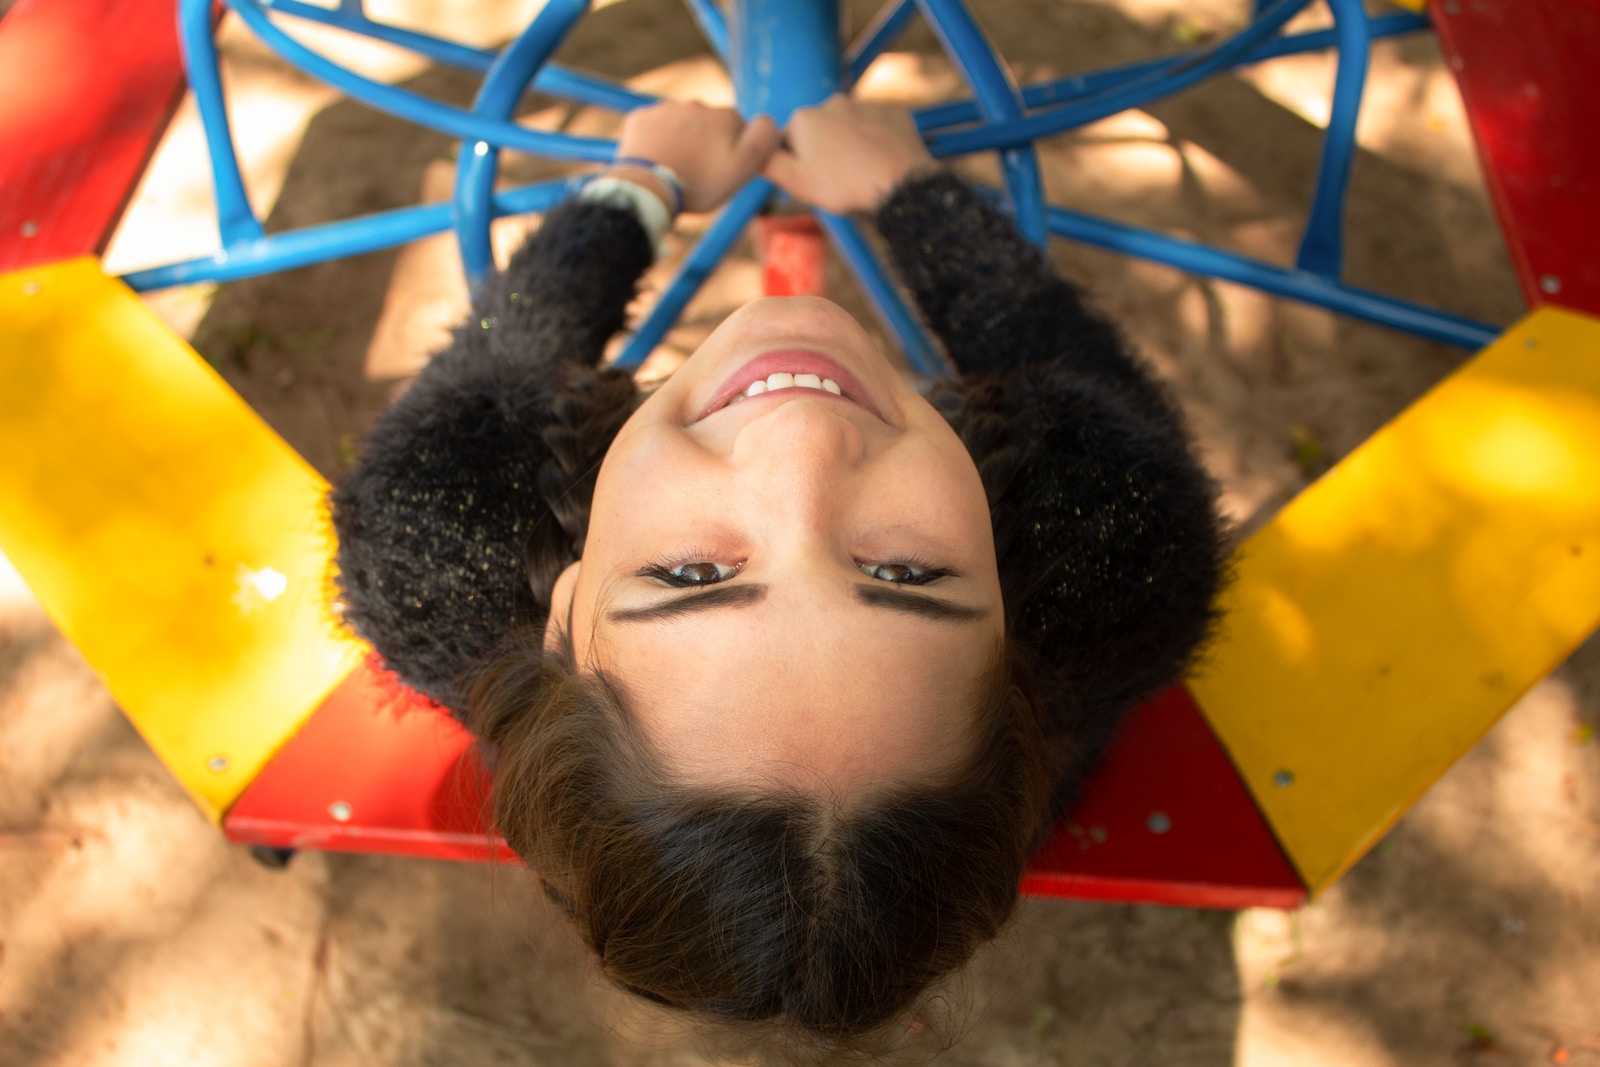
927,0,1315,157
681,0,731,64
455,0,592,285
261,0,658,112
913,11,1427,133
815,212,946,375
1295,0,1369,279
180,0,264,244
613,181,774,368
915,0,1048,248
224,0,617,163
1036,199,1498,350
120,179,576,292
731,0,843,121
846,0,919,85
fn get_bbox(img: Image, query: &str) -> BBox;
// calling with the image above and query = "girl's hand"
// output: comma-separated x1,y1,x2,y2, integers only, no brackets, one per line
610,101,781,214
764,95,937,215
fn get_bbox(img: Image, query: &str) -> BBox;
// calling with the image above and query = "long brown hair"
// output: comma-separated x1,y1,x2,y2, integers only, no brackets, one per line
469,633,1052,1046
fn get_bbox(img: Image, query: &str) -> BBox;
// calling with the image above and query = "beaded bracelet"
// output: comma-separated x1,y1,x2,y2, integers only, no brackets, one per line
608,156,685,216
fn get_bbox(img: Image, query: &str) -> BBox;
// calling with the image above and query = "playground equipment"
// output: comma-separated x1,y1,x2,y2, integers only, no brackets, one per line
1,0,1597,908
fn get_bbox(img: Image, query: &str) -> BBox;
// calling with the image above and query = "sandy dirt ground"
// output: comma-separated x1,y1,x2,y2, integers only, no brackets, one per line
3,0,1599,1064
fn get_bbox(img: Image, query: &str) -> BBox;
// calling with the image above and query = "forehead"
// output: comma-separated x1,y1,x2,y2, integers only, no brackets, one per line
586,588,1001,795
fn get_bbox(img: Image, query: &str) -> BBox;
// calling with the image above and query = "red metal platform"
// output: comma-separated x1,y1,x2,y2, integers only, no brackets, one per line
1431,0,1600,317
0,0,194,271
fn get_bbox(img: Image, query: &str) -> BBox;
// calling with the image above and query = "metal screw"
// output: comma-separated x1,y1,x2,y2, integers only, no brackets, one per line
1273,769,1296,788
1540,274,1562,294
329,801,353,822
1146,811,1172,835
207,755,229,772
19,220,38,238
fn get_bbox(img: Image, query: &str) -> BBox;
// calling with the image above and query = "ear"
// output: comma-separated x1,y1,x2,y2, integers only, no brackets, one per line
544,560,582,653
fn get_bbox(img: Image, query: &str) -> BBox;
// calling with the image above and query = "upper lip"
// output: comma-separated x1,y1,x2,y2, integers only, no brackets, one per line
695,349,888,423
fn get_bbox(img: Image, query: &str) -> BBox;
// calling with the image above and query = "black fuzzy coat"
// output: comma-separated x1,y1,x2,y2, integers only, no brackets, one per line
330,172,1225,811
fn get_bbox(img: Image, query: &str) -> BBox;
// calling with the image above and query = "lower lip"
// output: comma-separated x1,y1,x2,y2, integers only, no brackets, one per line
698,349,885,421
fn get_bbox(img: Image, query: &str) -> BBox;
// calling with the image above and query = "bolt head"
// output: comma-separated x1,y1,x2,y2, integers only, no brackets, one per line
329,801,353,822
19,220,38,237
1146,811,1172,835
1540,274,1562,294
207,755,229,772
1273,769,1295,788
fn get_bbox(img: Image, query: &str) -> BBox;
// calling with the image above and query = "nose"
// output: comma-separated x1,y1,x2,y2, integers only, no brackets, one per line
730,396,866,531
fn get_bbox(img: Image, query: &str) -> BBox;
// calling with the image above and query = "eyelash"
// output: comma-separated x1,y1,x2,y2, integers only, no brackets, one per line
637,553,955,588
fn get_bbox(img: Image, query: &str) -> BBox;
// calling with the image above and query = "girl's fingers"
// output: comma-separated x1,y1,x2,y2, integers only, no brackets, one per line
735,114,782,176
761,147,804,194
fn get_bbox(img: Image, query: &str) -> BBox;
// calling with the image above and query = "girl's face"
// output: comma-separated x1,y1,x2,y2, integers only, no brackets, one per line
548,297,1004,796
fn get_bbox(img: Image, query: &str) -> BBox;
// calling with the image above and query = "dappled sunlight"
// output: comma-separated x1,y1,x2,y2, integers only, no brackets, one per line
854,51,966,104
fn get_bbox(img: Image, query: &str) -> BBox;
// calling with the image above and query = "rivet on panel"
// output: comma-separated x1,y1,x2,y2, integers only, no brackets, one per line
19,220,38,238
1539,275,1562,294
22,281,41,296
207,755,229,773
329,801,353,822
1273,770,1295,788
1146,811,1172,835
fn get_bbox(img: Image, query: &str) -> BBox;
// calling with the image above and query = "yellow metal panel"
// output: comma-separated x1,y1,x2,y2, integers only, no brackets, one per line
1191,306,1600,894
0,259,362,821
1389,0,1427,12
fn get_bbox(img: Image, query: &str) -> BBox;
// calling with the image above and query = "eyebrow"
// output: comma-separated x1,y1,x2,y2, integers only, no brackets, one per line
606,582,987,625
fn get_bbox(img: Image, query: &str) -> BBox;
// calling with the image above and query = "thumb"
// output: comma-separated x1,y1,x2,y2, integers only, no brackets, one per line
735,114,782,174
761,146,803,195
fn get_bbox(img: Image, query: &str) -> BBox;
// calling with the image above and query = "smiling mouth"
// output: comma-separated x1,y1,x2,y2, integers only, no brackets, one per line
697,349,887,422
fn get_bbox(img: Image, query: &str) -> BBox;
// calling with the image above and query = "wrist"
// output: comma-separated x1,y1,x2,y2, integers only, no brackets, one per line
603,159,682,216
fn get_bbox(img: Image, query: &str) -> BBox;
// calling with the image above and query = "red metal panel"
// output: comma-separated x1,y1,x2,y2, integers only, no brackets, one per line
231,662,1303,907
1022,685,1308,910
0,0,191,270
757,214,828,296
224,656,514,863
1431,0,1600,317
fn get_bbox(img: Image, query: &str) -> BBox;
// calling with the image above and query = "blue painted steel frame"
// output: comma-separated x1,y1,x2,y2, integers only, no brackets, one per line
133,0,1500,359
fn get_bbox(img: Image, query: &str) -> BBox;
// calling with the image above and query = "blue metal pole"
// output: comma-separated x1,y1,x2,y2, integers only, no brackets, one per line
914,0,1048,248
1295,0,1370,279
730,0,843,122
815,212,946,375
225,0,616,163
913,11,1427,134
454,0,592,286
180,0,264,244
1038,200,1498,350
927,0,1315,156
121,179,575,292
846,0,919,85
681,0,731,64
613,181,774,367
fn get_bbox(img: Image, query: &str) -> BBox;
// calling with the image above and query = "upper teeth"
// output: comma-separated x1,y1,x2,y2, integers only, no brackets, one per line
744,373,843,398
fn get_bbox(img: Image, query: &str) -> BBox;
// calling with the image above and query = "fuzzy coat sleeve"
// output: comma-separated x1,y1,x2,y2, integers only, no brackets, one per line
876,172,1227,803
329,201,653,712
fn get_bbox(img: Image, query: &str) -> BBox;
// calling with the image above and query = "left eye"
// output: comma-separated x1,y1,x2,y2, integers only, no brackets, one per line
643,560,739,586
859,561,951,585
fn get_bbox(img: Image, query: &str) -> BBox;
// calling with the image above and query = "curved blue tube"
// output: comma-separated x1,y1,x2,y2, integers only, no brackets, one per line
1295,0,1369,279
914,0,1048,248
454,0,591,286
927,0,1314,156
913,11,1427,133
225,0,616,163
681,0,732,63
261,0,658,112
181,0,263,244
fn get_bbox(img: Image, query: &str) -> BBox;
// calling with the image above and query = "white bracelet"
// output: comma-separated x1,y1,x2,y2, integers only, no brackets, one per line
579,176,673,259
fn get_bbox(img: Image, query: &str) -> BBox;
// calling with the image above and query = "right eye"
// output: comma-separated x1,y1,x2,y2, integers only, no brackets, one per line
639,560,740,587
